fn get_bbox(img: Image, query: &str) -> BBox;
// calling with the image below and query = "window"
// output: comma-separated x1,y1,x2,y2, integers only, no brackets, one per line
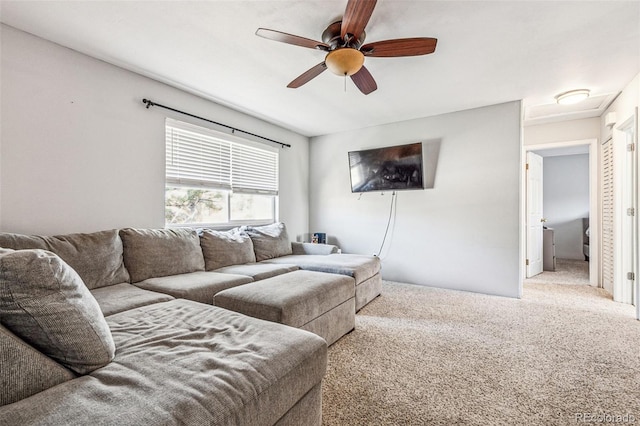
165,118,278,227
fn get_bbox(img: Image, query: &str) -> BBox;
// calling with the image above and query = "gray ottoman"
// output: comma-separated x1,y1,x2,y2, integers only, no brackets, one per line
261,253,382,311
214,270,355,345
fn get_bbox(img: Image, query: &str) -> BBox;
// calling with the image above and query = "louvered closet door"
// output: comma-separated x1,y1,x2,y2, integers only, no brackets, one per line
601,138,614,294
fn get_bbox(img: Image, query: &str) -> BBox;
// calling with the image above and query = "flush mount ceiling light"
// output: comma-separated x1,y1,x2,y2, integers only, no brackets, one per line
555,89,590,105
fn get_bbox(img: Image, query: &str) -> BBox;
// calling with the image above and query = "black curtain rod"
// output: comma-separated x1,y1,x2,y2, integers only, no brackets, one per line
142,98,291,148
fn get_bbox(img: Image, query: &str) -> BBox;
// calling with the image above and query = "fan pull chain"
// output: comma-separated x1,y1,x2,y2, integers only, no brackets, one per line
344,74,347,92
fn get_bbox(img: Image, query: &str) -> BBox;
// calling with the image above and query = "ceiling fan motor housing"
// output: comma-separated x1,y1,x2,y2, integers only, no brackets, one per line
322,21,365,50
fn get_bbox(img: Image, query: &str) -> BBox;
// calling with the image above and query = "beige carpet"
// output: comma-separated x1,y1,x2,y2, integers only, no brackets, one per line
525,259,590,286
322,281,640,425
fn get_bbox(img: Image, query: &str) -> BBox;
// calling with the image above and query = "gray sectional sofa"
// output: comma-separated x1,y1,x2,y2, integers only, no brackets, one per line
0,222,381,425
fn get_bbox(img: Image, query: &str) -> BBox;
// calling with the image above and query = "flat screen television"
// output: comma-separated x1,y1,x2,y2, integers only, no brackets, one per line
348,142,424,193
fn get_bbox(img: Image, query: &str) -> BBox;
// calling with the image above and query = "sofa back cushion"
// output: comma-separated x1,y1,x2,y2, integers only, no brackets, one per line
119,228,205,283
0,323,75,406
0,229,130,290
200,229,256,271
0,249,116,374
243,222,292,262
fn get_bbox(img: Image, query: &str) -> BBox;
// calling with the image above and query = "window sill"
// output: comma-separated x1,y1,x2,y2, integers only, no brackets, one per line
165,220,275,230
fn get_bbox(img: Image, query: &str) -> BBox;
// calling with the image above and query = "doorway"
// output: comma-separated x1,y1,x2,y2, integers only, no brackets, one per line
524,139,599,287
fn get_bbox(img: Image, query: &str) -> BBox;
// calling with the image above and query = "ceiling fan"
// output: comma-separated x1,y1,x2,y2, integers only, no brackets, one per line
256,0,437,95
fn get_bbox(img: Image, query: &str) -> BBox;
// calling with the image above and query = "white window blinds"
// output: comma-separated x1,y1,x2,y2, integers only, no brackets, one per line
231,143,279,194
166,119,279,195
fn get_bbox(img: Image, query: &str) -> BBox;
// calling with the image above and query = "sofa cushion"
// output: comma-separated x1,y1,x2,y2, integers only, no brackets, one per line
119,228,205,283
133,271,253,304
214,263,299,281
243,222,292,262
0,229,129,289
199,228,256,271
263,253,381,285
0,299,328,425
0,323,76,406
91,283,175,316
0,249,115,374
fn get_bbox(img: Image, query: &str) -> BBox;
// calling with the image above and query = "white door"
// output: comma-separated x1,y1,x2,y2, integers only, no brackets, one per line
526,152,544,277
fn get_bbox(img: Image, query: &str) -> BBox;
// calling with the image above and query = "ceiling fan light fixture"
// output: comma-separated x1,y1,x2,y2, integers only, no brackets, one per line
555,89,590,105
325,48,364,76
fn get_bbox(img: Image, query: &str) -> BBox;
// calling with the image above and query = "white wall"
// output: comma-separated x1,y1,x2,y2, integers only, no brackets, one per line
543,154,589,260
0,25,310,238
601,73,639,140
309,101,522,298
524,117,600,146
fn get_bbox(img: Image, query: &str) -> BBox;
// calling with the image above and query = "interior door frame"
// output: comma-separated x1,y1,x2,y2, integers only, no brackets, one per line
522,139,599,288
615,109,639,319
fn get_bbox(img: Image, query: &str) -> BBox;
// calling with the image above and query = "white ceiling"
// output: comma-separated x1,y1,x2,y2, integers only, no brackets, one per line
1,1,639,137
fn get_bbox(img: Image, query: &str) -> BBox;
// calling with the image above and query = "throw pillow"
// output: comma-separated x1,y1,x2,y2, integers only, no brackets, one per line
119,228,205,283
200,228,256,270
0,249,116,374
243,222,292,262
